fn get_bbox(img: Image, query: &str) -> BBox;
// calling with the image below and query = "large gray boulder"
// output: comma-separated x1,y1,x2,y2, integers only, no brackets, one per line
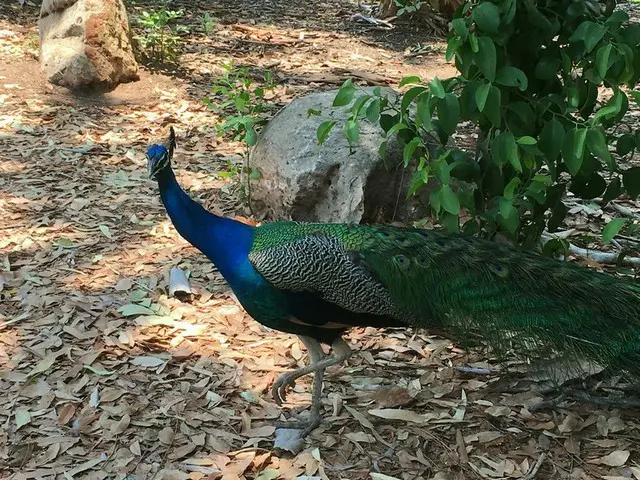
39,0,139,91
250,89,429,224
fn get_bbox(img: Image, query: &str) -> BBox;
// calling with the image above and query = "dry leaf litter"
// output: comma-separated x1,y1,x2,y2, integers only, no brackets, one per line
1,1,640,479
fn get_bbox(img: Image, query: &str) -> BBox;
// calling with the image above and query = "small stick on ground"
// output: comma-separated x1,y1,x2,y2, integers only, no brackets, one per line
522,453,546,480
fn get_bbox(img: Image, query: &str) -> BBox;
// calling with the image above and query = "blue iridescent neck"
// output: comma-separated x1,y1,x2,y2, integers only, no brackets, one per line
154,167,254,283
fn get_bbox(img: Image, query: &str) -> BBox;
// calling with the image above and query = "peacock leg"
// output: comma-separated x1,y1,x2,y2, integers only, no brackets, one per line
272,335,326,405
273,337,352,434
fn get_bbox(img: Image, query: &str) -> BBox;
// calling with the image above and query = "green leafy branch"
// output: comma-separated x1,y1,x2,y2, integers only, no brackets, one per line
204,63,277,204
134,8,188,65
320,0,640,246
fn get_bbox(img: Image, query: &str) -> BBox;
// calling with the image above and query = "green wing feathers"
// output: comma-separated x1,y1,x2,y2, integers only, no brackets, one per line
251,222,640,376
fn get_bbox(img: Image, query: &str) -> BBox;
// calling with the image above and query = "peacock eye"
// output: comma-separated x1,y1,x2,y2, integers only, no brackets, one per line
416,256,430,267
492,263,509,277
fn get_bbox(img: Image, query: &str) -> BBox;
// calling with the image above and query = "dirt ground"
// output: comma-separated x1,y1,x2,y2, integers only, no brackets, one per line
1,1,640,479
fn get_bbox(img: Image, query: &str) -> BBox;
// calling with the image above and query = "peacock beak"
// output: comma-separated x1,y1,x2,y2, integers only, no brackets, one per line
147,156,157,179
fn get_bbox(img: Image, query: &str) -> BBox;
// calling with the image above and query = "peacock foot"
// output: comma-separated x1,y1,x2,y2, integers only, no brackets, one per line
271,371,298,405
274,412,323,437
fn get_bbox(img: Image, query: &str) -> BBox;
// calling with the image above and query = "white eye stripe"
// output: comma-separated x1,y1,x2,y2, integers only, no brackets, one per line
158,153,170,168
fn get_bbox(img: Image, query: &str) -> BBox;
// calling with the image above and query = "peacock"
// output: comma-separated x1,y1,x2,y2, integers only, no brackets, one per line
146,127,640,437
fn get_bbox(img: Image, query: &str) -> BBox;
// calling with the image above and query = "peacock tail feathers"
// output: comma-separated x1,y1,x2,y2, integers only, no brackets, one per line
249,221,640,378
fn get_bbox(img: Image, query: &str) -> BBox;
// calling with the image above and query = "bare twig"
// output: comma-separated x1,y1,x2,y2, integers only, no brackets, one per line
541,233,640,266
0,312,30,330
616,234,640,244
611,202,640,219
455,429,469,464
522,453,546,480
455,366,496,375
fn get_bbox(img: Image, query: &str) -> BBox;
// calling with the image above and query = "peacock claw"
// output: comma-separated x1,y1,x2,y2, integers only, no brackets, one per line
275,414,322,437
271,372,298,405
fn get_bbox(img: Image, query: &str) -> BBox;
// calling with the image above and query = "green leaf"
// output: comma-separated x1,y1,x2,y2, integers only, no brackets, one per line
379,139,388,159
539,118,565,162
344,119,360,145
54,238,75,248
434,153,451,184
535,57,561,80
602,218,627,243
430,186,442,213
440,185,460,215
475,82,491,111
525,2,552,32
596,44,613,78
365,98,381,123
402,137,422,167
440,212,460,233
429,77,446,99
84,365,117,376
562,128,587,176
484,86,502,127
499,198,519,234
616,134,636,156
248,168,261,180
256,469,281,480
244,127,257,146
592,88,623,124
307,108,321,117
586,127,615,171
386,121,410,137
118,303,155,316
493,131,521,172
503,177,521,200
569,21,607,53
316,120,336,144
415,93,432,131
401,86,427,112
475,37,497,81
503,0,517,23
437,93,460,135
602,176,623,203
351,94,372,117
399,75,421,86
468,32,479,53
623,167,640,198
516,136,536,145
333,79,356,106
472,2,500,34
446,36,463,61
15,410,31,429
452,18,468,39
99,225,112,240
408,167,429,198
495,66,528,91
570,172,606,199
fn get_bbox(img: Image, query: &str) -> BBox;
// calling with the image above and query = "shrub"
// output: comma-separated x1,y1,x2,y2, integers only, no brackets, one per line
321,0,640,245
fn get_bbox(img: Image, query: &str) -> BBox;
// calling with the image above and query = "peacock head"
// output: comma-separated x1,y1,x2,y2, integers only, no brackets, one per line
146,127,176,180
